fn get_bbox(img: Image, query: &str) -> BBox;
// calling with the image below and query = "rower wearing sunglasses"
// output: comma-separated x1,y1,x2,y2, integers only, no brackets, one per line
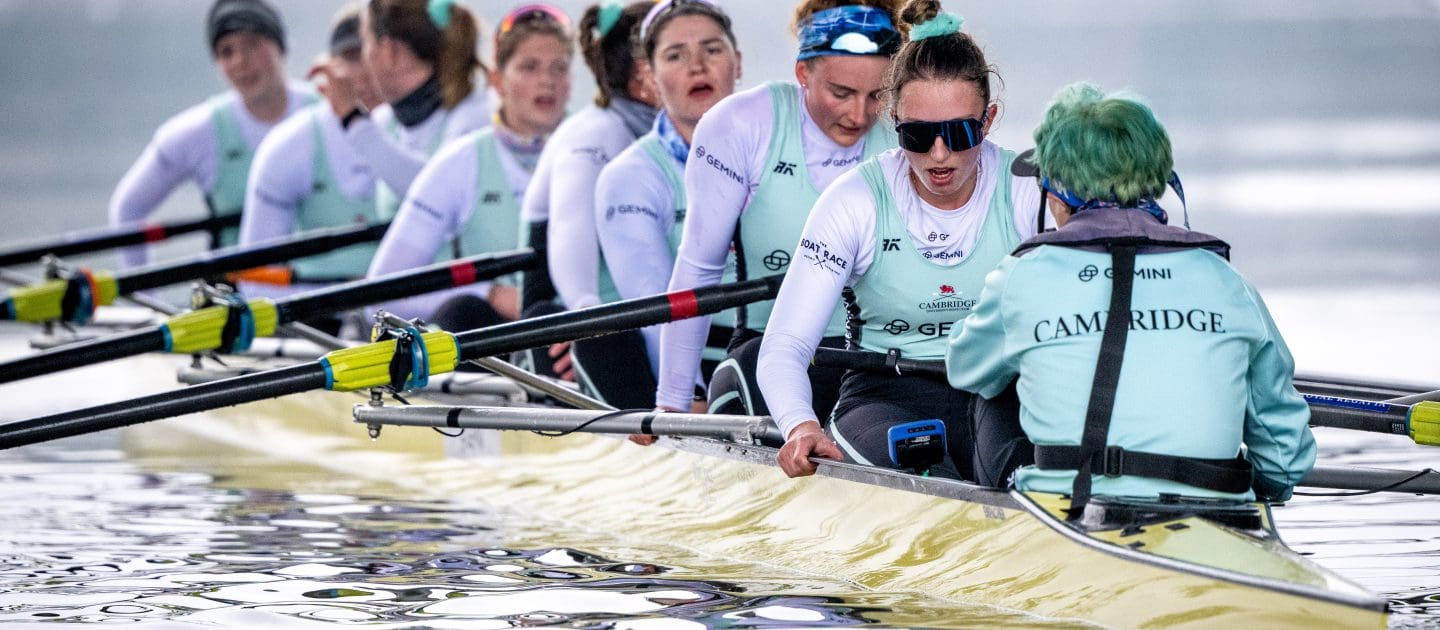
655,0,902,419
758,1,1041,479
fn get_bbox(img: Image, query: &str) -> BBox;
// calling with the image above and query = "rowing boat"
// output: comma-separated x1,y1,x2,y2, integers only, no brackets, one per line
8,335,1388,629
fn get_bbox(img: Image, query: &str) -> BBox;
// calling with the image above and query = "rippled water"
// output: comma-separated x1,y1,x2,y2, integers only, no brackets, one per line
0,440,1080,628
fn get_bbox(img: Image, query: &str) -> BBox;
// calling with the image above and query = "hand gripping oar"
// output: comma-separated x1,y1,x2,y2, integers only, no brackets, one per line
0,215,243,269
0,222,390,323
0,249,538,384
0,275,782,449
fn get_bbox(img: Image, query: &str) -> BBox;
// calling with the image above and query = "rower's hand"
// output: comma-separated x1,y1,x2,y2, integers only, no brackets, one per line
548,341,575,382
630,405,684,446
778,421,841,478
308,58,361,118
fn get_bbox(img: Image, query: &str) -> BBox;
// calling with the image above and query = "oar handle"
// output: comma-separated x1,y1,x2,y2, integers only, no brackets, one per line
810,348,946,379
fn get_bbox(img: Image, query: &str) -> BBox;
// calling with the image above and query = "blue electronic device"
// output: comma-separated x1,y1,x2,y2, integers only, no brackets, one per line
888,419,947,475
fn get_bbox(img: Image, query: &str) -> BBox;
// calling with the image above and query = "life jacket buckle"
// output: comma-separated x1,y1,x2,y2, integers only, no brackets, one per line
1102,445,1125,477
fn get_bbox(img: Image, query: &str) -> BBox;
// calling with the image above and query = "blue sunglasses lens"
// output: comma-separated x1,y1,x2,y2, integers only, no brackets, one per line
895,118,985,153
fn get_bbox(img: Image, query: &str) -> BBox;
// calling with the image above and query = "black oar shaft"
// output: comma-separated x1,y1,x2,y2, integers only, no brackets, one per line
0,251,538,385
455,275,783,358
276,250,537,323
0,364,328,449
0,215,241,268
118,223,390,295
1302,465,1440,495
0,329,167,384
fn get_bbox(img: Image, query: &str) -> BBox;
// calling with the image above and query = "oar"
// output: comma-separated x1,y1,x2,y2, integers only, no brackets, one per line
813,348,1440,447
0,275,781,449
349,405,1440,496
0,215,242,269
0,222,389,324
0,250,538,384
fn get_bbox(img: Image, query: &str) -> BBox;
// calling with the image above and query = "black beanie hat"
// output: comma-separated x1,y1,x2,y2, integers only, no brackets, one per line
329,6,363,57
208,0,286,55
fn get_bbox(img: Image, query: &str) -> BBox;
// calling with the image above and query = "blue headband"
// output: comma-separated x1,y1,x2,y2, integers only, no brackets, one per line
427,0,453,29
597,0,623,37
796,5,899,61
1042,173,1190,228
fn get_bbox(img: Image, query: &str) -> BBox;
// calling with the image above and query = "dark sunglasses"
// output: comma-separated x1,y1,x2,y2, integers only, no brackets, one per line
895,115,987,153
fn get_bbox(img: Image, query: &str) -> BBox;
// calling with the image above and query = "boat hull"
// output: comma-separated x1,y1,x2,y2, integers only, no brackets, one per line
2,349,1386,628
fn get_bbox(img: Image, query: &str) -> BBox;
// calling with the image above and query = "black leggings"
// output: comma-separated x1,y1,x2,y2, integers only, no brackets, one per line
520,300,657,407
829,371,1032,486
707,332,846,426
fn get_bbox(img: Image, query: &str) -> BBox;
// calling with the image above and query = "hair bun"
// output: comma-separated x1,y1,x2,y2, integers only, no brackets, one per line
897,0,940,35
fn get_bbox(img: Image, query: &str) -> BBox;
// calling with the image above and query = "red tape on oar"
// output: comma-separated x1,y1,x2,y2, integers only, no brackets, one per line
667,289,699,320
448,261,477,287
142,224,167,243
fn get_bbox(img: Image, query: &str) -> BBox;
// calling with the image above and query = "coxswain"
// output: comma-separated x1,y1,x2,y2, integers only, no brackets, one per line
947,82,1316,507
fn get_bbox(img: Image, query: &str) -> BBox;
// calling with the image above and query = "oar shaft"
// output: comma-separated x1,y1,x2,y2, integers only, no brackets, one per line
0,329,167,385
1301,465,1440,495
0,363,329,450
0,215,241,268
119,223,390,295
810,347,945,379
276,250,537,323
0,251,537,385
455,275,782,358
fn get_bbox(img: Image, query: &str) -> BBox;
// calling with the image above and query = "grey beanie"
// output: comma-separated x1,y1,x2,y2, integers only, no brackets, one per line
207,0,286,55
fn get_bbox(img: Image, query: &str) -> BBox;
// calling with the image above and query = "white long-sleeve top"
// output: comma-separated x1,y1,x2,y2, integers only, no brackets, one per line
108,82,313,267
656,82,878,411
521,104,647,310
755,145,1041,437
365,127,537,320
593,133,683,373
237,104,383,300
342,88,491,197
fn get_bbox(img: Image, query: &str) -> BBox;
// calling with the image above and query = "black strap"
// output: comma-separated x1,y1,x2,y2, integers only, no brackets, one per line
1035,444,1252,494
58,272,92,324
216,297,247,353
1070,244,1136,517
387,330,417,391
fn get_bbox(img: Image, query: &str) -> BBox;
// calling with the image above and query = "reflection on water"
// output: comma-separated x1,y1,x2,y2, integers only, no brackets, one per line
0,444,1076,628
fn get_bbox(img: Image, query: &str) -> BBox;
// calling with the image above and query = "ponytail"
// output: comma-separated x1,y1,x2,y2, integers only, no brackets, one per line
579,1,650,107
367,0,485,109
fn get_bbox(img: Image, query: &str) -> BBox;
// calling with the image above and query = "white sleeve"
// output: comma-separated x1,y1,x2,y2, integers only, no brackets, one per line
236,114,316,300
1010,173,1043,238
365,136,482,320
756,172,875,438
546,140,613,310
594,151,676,375
107,105,216,268
655,90,769,410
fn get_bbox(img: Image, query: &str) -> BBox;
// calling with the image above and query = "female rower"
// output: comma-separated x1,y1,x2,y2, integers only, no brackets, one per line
109,0,312,267
592,0,743,407
312,0,490,219
948,83,1315,505
655,0,901,417
758,1,1040,478
237,5,385,300
366,4,573,329
516,0,657,380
